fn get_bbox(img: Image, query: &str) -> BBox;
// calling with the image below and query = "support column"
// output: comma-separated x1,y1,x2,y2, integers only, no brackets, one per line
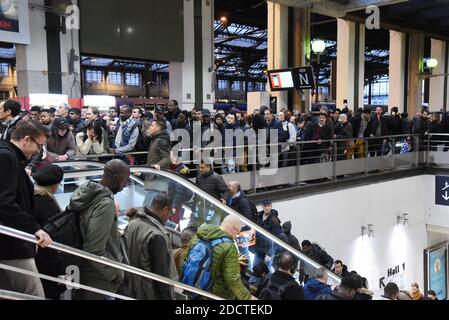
429,39,448,112
290,6,311,113
169,0,196,111
267,1,289,111
16,0,49,97
407,32,425,117
389,31,406,113
202,0,214,111
336,19,365,111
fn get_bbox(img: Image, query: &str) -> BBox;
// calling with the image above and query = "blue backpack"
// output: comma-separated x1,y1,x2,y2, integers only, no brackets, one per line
181,237,233,297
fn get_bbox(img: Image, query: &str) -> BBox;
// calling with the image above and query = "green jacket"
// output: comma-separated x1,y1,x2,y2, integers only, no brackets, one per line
124,210,178,300
186,224,251,300
70,181,124,294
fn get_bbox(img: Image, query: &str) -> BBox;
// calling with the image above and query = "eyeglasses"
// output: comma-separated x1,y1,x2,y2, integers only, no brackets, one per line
28,136,44,151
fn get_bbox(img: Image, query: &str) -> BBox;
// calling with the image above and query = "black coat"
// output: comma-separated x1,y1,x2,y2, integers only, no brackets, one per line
32,193,61,227
388,115,403,135
257,270,304,300
228,192,252,221
32,192,64,299
368,115,389,137
306,244,334,270
351,116,370,139
0,141,41,260
196,171,228,200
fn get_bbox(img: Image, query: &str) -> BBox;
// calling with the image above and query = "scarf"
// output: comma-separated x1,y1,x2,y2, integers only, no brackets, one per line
410,290,422,300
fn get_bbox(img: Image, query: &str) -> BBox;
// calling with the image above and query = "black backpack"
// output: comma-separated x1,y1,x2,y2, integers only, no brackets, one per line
130,123,149,152
43,206,83,274
258,275,298,300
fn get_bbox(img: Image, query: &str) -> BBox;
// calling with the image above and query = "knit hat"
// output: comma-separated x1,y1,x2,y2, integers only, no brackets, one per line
282,221,292,232
33,165,64,187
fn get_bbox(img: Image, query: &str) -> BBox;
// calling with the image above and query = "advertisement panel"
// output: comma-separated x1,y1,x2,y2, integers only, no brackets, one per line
0,0,30,44
427,245,447,300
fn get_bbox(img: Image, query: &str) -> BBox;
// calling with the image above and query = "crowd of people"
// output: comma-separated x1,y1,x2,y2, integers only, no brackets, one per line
0,99,447,301
2,99,449,177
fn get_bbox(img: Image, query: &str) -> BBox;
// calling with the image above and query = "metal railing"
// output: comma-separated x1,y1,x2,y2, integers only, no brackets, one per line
0,289,46,301
0,224,223,300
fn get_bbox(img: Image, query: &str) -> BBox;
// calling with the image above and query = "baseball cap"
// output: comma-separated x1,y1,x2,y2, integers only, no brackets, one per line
262,198,272,205
53,117,70,129
155,105,165,113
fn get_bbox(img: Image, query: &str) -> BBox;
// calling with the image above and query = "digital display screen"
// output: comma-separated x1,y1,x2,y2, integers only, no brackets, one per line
268,70,295,91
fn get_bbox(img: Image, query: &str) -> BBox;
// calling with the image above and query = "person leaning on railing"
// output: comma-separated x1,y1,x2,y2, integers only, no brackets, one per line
75,120,109,158
0,120,53,299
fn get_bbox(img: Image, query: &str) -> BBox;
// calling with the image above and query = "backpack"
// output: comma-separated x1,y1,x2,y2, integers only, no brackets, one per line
130,123,149,152
42,206,83,275
258,275,298,300
181,237,233,298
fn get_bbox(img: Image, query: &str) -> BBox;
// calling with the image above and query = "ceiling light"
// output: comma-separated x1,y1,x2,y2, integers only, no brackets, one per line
311,39,326,54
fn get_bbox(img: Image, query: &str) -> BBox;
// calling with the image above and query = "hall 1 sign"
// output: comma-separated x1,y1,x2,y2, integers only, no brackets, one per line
435,176,449,206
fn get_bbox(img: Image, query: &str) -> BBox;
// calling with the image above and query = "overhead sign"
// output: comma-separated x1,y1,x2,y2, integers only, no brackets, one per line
292,66,315,90
267,69,295,92
267,66,315,92
0,0,30,45
436,176,449,206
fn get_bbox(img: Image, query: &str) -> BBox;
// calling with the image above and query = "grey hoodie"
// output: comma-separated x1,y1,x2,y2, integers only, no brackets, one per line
70,181,124,295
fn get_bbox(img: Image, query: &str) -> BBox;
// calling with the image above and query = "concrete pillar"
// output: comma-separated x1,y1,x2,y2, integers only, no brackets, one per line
336,19,365,111
389,31,406,113
16,0,49,97
60,28,81,98
429,39,448,112
291,6,311,113
169,0,196,111
170,0,213,112
202,0,214,111
267,1,289,111
407,32,424,117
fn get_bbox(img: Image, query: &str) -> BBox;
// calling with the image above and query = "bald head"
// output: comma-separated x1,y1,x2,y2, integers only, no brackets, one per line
227,181,241,196
101,159,130,194
220,215,244,240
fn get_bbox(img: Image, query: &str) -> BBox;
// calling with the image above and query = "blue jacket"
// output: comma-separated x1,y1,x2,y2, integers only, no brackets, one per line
304,278,333,300
113,118,140,154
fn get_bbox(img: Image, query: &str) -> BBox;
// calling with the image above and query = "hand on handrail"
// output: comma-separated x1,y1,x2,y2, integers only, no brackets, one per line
35,229,52,248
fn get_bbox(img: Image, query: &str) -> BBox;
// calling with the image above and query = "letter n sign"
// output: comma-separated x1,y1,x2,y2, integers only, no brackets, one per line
292,66,315,90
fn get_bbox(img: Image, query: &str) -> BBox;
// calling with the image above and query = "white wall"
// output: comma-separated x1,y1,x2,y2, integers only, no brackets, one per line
268,175,449,296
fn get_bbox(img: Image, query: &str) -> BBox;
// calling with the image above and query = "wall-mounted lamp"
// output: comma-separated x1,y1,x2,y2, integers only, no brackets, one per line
397,213,409,226
426,58,438,69
362,224,375,238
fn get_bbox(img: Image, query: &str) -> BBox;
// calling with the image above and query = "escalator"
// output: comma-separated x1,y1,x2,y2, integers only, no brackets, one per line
0,163,342,300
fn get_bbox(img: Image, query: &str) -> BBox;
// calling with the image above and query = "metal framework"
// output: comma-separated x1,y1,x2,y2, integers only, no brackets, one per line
214,20,268,83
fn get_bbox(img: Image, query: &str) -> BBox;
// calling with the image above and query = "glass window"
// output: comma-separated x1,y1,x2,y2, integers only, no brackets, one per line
85,70,102,83
231,81,241,91
218,79,228,90
0,63,9,76
107,72,122,84
125,73,141,86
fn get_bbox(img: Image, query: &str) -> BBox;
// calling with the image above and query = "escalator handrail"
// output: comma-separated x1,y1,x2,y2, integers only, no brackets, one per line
46,164,343,284
0,225,223,300
129,167,343,285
